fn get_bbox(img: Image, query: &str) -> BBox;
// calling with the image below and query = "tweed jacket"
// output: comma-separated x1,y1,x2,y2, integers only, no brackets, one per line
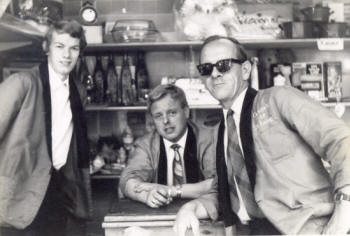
198,86,350,234
120,122,217,197
0,62,92,229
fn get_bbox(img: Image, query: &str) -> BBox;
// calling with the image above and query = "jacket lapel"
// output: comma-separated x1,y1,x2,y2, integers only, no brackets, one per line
69,72,89,168
39,61,52,159
240,87,258,187
183,125,200,183
157,137,167,185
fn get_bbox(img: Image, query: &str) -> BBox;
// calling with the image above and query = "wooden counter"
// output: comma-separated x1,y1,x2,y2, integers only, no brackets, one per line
103,198,224,236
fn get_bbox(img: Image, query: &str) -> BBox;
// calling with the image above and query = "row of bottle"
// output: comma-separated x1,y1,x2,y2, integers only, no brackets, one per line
78,51,149,106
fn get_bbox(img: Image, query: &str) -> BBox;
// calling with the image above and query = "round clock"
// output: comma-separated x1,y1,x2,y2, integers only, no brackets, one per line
80,5,97,24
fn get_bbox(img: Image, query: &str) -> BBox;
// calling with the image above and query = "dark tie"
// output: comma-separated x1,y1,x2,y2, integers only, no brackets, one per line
171,144,184,185
226,109,261,217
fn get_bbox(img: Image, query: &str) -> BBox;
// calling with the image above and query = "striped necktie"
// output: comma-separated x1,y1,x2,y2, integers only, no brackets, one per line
171,144,184,185
226,109,261,217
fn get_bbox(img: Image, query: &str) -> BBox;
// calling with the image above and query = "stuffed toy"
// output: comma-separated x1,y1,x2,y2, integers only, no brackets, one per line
175,0,240,40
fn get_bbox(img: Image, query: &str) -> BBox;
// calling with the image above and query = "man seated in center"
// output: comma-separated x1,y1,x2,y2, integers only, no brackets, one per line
120,84,216,208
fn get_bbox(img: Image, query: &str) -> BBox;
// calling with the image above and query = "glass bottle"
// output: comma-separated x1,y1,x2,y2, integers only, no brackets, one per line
80,56,95,105
120,52,133,105
94,55,106,104
106,54,118,105
135,51,149,103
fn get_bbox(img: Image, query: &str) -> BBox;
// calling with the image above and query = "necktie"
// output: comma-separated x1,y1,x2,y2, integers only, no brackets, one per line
226,109,261,217
171,144,185,185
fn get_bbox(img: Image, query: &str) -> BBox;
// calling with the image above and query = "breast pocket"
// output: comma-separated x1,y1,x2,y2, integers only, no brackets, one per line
254,118,294,164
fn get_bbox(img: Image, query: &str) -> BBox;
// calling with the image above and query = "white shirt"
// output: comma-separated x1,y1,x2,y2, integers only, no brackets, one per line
223,88,251,223
48,64,73,170
163,129,188,186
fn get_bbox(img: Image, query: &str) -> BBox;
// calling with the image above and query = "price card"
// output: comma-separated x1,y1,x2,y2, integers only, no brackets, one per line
317,38,344,51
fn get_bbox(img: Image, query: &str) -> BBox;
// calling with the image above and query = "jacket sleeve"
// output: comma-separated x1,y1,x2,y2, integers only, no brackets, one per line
119,138,156,201
0,74,27,141
197,175,219,221
198,126,217,180
273,87,350,192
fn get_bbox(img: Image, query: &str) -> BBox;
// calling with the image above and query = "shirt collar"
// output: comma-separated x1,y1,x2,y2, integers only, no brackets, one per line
223,88,248,119
163,128,188,151
48,63,69,91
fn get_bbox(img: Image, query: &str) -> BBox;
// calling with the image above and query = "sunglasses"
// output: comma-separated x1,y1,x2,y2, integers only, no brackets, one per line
197,58,246,76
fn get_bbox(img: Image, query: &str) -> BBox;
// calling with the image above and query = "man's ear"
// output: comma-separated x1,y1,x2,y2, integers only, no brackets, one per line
42,40,48,53
184,106,190,119
241,60,251,81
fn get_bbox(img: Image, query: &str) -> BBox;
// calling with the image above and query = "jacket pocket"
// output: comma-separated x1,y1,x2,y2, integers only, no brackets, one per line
254,118,294,164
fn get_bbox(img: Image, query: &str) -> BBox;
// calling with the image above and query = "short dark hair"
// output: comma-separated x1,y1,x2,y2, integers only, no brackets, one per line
43,19,87,53
199,35,248,63
147,84,188,112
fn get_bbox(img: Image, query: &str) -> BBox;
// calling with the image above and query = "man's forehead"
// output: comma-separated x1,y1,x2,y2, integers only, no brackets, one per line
201,39,238,60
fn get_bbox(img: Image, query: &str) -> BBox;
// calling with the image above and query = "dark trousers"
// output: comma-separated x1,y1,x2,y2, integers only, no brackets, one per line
236,218,281,235
0,169,86,236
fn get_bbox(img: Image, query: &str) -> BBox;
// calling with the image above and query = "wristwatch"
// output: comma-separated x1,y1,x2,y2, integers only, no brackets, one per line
334,192,350,202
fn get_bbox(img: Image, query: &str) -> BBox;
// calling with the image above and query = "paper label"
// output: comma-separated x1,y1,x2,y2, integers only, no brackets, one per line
317,38,344,51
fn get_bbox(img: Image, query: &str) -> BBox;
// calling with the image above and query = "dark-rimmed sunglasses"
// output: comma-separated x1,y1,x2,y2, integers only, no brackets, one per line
197,58,246,76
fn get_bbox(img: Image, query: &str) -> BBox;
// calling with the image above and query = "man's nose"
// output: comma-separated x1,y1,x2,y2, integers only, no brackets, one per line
63,48,71,58
162,114,169,124
211,66,221,78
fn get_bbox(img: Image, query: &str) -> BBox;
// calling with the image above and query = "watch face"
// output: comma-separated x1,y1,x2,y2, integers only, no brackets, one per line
81,7,97,24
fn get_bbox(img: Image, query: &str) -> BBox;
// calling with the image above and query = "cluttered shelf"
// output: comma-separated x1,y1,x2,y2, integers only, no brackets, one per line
84,38,350,53
85,102,350,111
85,104,222,111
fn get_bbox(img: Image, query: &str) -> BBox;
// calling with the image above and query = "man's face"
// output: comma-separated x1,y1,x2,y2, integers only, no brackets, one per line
200,39,250,108
150,94,189,143
47,31,80,78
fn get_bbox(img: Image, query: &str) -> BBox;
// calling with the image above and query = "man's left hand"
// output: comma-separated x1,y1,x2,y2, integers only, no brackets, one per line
322,200,350,234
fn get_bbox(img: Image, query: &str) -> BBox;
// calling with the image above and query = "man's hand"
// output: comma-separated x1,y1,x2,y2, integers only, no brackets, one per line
145,185,172,208
322,200,350,234
173,201,204,236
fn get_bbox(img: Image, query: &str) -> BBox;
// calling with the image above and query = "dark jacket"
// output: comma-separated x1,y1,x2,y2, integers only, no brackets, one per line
0,62,92,229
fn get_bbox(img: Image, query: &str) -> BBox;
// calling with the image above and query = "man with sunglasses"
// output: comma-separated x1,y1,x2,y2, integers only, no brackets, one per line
173,35,350,235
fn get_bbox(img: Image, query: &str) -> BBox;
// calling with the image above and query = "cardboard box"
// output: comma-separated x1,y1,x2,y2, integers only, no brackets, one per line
292,62,327,101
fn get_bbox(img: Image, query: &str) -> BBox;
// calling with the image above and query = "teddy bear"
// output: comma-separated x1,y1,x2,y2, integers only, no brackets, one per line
174,0,240,40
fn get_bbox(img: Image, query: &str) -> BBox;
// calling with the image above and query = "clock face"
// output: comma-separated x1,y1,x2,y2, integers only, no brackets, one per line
81,6,97,24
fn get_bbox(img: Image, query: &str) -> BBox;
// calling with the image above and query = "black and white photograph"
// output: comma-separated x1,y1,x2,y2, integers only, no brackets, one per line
1,0,350,236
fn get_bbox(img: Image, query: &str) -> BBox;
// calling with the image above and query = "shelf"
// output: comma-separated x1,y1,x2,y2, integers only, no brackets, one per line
85,104,221,111
0,14,43,52
85,102,350,111
85,38,350,53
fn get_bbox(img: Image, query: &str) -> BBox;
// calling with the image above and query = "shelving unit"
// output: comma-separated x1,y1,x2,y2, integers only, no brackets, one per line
85,38,350,53
85,104,221,111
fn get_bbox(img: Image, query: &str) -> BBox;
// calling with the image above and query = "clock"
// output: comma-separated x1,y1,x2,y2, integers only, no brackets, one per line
79,3,98,24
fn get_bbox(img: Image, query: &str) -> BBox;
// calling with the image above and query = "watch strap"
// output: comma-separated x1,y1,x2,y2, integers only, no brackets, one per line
334,192,350,201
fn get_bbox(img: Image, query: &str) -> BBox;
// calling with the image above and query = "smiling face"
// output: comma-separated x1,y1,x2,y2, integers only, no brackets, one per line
150,94,189,143
47,31,80,79
200,38,250,109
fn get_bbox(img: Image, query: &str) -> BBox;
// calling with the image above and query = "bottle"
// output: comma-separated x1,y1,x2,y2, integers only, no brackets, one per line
135,51,149,103
94,55,106,104
106,54,118,105
80,56,95,105
120,52,133,105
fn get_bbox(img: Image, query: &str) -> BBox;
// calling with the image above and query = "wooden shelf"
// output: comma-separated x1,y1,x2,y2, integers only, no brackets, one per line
85,102,350,111
85,104,221,111
85,38,350,53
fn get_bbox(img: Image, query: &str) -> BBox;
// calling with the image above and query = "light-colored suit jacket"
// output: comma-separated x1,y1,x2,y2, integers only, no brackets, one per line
120,122,217,198
199,86,350,234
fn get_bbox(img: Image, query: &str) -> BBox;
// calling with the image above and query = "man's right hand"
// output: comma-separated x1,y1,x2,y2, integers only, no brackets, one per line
145,185,171,208
173,201,207,236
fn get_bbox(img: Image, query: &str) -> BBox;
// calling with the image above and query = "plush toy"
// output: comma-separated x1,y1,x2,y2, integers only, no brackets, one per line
175,0,240,40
